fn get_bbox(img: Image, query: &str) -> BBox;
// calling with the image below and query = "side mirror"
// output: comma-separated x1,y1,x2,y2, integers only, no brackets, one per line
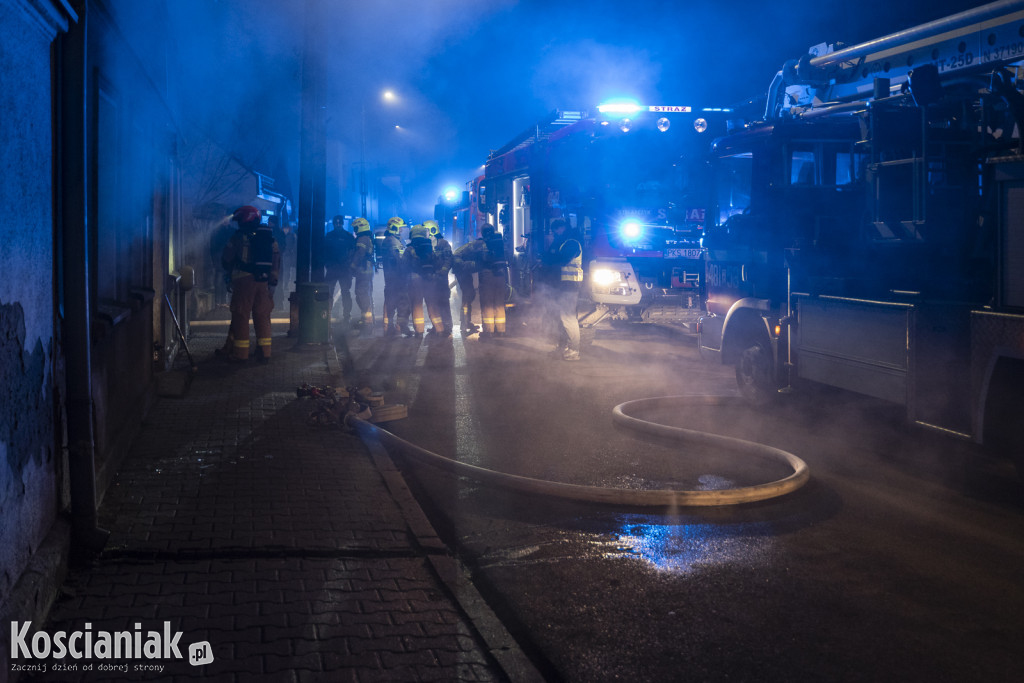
178,266,195,292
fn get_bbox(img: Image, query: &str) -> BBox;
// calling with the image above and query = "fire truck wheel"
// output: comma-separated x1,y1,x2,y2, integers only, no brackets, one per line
736,342,775,405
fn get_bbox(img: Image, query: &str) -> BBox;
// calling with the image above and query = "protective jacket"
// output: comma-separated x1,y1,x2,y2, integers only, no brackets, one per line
542,232,583,289
351,233,375,271
381,234,404,272
433,237,454,282
453,239,484,275
403,236,436,279
324,228,356,272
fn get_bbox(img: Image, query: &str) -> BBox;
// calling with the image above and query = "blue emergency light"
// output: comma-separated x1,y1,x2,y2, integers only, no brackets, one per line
619,218,644,242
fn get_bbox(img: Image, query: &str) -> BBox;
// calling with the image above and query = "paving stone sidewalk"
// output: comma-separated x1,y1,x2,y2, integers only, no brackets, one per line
24,327,537,683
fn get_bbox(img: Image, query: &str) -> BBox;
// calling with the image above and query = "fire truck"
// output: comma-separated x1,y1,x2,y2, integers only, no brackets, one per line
697,0,1024,474
435,175,486,247
477,106,725,325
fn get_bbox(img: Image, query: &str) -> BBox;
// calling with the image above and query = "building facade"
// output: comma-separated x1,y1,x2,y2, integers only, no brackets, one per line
1,1,188,671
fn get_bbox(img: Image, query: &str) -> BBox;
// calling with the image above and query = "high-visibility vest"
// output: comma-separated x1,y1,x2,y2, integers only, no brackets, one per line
560,240,583,282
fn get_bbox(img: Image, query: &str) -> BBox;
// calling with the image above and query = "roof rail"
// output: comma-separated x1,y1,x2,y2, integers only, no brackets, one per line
767,0,1024,118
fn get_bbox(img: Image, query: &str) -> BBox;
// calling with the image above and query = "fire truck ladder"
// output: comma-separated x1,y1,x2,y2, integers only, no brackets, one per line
767,0,1024,119
486,109,587,160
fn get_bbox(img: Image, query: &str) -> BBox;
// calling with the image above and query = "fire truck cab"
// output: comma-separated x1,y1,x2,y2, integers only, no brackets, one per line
698,0,1024,474
478,106,724,325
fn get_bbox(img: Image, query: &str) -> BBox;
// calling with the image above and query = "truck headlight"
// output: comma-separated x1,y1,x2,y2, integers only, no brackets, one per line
591,268,622,287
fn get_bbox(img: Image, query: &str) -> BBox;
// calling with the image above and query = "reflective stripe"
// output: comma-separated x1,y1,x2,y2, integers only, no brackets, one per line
561,244,583,283
257,338,272,347
233,339,250,348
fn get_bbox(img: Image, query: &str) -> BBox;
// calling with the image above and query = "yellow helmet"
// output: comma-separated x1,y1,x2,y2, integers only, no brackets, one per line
423,220,440,238
386,216,405,235
409,224,429,241
352,217,371,234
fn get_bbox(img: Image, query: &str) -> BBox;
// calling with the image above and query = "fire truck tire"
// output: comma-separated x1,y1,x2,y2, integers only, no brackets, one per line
736,342,775,405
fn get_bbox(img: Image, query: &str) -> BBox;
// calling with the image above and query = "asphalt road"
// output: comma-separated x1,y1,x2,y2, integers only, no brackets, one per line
344,313,1024,683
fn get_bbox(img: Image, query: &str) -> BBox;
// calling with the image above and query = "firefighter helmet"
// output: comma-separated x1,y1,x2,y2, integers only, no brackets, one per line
409,224,429,241
386,216,405,235
481,223,496,239
423,220,441,238
352,217,371,234
233,205,261,225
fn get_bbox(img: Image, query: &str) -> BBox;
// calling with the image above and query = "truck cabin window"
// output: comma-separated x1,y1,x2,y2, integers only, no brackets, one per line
715,152,753,224
787,144,867,187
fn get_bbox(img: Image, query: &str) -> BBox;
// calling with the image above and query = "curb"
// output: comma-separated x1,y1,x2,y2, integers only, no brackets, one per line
325,344,546,683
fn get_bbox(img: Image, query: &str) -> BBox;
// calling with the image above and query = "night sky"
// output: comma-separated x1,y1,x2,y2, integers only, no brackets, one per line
161,0,992,218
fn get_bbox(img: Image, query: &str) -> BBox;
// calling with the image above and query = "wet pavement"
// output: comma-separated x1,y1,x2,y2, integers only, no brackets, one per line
23,313,541,682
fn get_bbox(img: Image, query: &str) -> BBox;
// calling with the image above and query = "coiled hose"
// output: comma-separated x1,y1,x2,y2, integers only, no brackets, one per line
348,394,809,507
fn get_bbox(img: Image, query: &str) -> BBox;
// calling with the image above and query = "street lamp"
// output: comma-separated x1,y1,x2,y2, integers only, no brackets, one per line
360,89,400,222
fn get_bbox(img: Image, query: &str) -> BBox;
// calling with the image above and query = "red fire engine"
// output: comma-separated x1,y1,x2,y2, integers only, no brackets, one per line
697,0,1024,475
477,106,726,325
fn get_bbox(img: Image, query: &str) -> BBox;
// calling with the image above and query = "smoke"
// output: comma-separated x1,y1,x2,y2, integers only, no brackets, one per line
532,40,664,111
155,0,989,222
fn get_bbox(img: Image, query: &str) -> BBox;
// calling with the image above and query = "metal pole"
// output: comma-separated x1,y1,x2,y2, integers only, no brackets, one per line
297,0,327,284
58,0,109,557
360,104,367,219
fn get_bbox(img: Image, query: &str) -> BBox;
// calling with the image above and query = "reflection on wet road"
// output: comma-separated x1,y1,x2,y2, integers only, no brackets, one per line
605,517,774,573
346,315,1024,683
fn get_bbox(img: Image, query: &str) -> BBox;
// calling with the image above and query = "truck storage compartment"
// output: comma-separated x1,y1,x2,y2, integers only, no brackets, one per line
795,295,913,405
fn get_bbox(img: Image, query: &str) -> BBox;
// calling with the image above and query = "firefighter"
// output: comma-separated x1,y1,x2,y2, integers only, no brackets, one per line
219,205,280,363
324,215,356,326
541,218,583,360
381,216,411,336
452,233,483,335
350,217,375,331
403,224,444,337
424,220,454,336
478,223,509,339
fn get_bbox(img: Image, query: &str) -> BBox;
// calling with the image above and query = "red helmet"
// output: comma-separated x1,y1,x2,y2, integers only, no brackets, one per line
232,205,261,225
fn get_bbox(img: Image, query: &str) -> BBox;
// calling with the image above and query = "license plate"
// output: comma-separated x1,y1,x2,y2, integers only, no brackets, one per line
664,248,702,260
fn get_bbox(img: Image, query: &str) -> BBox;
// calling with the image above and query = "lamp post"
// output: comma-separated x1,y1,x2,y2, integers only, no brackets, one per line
359,89,400,224
360,104,367,219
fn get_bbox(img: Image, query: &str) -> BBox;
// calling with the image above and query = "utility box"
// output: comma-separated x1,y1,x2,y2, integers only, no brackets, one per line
295,282,331,344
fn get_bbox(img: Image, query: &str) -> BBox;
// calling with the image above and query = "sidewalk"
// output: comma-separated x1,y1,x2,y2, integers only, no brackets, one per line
27,322,539,682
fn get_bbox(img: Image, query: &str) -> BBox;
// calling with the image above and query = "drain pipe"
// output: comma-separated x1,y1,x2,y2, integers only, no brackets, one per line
57,2,109,558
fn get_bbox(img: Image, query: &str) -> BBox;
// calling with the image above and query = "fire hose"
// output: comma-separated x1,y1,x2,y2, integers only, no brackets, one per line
346,395,809,507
